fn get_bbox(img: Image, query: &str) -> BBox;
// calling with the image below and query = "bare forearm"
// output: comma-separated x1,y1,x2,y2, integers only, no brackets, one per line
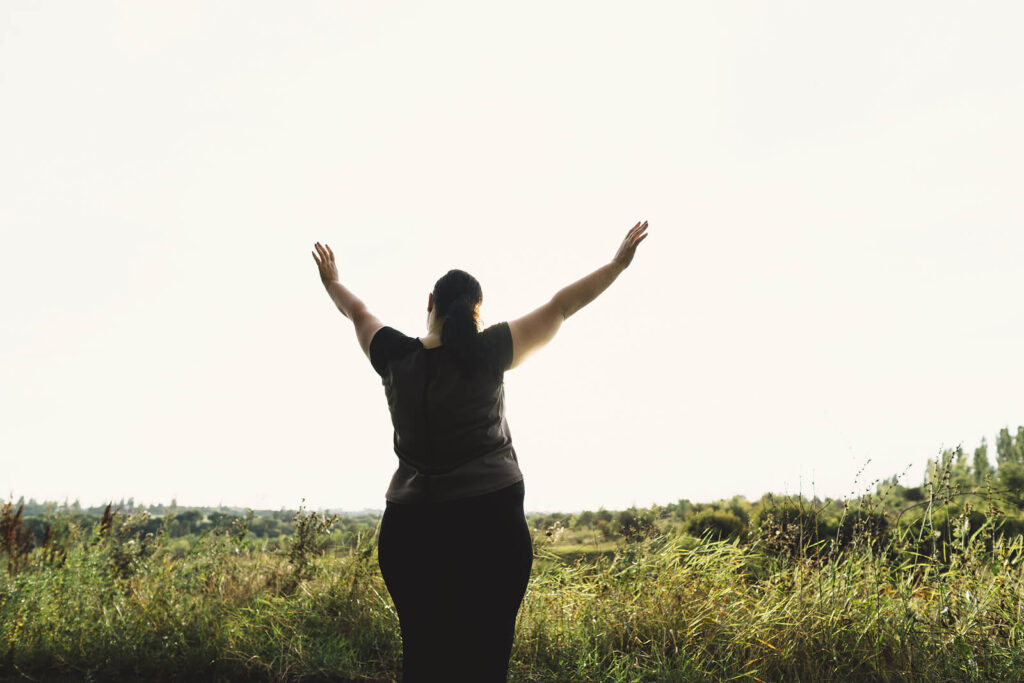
324,281,365,319
552,261,626,319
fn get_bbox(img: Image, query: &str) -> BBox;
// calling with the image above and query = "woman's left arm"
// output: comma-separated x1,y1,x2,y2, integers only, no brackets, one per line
312,242,384,358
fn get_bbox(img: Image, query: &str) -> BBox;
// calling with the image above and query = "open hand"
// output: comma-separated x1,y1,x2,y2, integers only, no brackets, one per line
612,220,649,269
312,242,339,285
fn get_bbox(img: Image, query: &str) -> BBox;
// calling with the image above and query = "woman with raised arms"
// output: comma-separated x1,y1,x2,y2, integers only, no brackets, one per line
311,220,649,682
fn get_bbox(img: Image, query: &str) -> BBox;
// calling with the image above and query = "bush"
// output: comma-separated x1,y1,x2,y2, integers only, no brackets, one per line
288,502,338,583
611,507,658,541
684,509,745,541
751,496,829,557
833,507,891,552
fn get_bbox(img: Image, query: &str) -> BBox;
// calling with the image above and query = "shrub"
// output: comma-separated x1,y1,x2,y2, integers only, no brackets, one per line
287,502,338,583
684,509,745,541
751,496,829,557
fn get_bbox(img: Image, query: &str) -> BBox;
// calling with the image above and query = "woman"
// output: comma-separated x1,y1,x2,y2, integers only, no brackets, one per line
311,220,649,681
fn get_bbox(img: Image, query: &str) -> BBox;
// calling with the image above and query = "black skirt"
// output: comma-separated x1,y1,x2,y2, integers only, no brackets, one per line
377,479,533,682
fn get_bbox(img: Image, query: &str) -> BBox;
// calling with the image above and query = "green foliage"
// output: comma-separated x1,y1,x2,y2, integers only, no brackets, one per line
92,504,159,583
610,506,659,541
973,438,992,483
8,502,1023,681
571,509,594,527
6,424,1024,680
287,502,338,583
997,462,1024,507
684,509,745,541
901,485,925,501
751,495,829,557
995,426,1024,465
0,528,399,681
833,505,890,552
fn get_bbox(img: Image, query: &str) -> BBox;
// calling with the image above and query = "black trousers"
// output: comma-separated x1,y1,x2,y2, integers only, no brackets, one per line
377,479,533,682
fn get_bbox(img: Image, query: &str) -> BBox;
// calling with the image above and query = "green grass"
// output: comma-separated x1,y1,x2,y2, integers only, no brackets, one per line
3,506,1024,682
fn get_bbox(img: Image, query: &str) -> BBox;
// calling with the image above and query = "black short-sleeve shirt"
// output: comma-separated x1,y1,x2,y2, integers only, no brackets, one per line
369,322,523,503
370,322,513,378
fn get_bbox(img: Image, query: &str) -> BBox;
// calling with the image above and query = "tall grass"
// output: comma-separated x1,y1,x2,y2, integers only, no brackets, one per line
3,490,1024,681
519,527,1024,681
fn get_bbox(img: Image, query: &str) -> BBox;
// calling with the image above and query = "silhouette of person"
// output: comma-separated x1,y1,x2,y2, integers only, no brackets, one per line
312,220,649,681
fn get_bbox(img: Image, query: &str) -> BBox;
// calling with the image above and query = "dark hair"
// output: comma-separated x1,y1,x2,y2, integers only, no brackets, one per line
432,269,488,379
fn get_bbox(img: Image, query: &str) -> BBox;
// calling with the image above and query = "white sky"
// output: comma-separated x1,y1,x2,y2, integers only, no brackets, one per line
2,2,1022,513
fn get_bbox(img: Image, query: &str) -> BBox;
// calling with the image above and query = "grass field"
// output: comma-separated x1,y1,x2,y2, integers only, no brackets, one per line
3,497,1023,682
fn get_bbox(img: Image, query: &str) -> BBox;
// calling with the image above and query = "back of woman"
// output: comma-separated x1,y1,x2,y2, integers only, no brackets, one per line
311,220,649,681
370,320,516,479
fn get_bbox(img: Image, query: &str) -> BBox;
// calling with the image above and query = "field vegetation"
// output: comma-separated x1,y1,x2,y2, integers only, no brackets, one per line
3,427,1024,681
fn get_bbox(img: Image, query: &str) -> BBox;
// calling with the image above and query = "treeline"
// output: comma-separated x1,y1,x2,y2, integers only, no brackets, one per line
9,498,381,521
1,500,381,564
525,425,1024,558
6,425,1024,561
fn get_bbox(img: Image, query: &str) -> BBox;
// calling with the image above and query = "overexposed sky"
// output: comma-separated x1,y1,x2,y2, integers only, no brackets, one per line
2,2,1022,513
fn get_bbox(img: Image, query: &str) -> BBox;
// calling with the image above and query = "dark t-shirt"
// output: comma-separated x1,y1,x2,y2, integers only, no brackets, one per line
369,322,523,503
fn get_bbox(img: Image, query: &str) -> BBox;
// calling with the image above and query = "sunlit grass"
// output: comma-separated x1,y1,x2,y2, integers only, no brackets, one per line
3,494,1023,682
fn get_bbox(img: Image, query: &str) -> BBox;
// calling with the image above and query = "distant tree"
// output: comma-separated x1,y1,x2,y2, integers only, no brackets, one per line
834,507,890,551
208,512,238,529
995,427,1024,508
996,427,1022,465
943,446,972,486
612,507,657,540
176,510,203,536
726,495,751,526
878,475,900,488
998,463,1024,508
672,499,693,520
901,486,925,502
973,438,992,483
925,446,972,488
573,510,595,528
751,496,828,557
684,509,744,540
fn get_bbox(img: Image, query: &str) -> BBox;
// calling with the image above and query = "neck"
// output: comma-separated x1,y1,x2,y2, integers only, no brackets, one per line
426,316,445,337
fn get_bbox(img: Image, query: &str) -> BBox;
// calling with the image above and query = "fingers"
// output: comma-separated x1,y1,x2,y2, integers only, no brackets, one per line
626,223,649,253
626,223,648,245
313,242,336,266
313,243,329,270
312,250,321,265
313,242,335,264
627,220,648,239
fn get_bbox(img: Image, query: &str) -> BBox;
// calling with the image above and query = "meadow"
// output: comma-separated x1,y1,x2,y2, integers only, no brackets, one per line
3,440,1024,682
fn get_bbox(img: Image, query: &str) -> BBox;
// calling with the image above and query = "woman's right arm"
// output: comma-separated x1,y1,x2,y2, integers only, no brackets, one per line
507,220,649,370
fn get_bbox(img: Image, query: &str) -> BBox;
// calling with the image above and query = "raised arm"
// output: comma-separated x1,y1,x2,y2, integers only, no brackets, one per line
507,220,649,370
312,242,384,358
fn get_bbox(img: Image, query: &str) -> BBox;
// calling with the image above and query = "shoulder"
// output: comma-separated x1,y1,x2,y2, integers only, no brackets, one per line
369,326,417,377
479,322,513,373
480,321,511,342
